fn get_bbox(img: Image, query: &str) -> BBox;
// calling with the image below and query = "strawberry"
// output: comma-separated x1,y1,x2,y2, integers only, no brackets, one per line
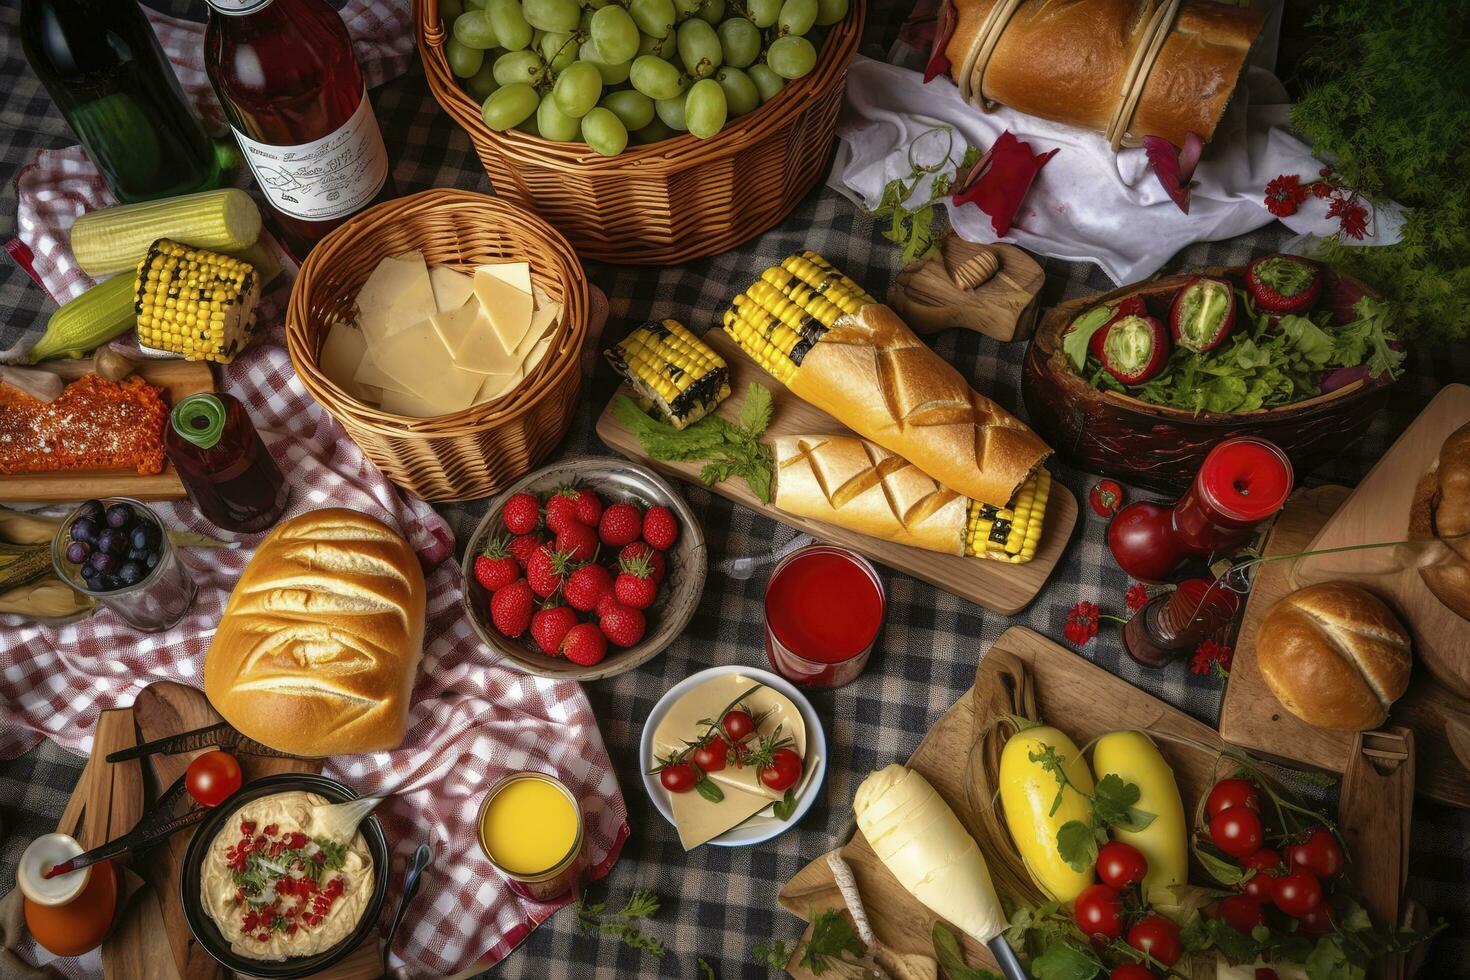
599,602,646,648
501,492,541,536
598,502,642,548
619,541,666,583
1245,254,1322,315
508,533,543,569
525,544,572,598
641,505,679,550
595,591,621,619
489,581,533,638
561,622,608,666
613,553,659,610
530,604,579,656
544,488,583,536
472,536,519,593
564,563,614,612
572,488,603,527
555,521,600,562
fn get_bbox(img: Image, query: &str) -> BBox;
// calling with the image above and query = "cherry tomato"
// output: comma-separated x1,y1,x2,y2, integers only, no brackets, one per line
1127,915,1182,966
659,762,696,793
1287,826,1344,879
759,748,803,792
1206,778,1261,819
1210,806,1265,858
1089,479,1125,519
1239,847,1284,902
1271,870,1324,918
186,750,242,807
692,739,728,773
1296,903,1335,937
1096,840,1149,890
1073,883,1124,940
722,709,754,741
1213,894,1266,934
1109,966,1156,980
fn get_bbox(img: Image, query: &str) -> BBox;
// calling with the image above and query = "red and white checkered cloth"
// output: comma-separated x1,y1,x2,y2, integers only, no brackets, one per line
2,3,628,977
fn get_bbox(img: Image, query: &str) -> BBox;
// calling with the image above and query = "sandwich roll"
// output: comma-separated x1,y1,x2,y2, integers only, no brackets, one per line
1410,420,1470,623
205,508,426,756
1256,582,1412,732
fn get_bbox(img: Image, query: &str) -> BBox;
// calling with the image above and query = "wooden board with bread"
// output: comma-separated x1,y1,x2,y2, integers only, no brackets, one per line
777,627,1418,979
1219,484,1470,809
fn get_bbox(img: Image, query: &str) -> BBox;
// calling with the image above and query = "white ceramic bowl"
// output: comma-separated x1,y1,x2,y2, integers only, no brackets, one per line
639,665,827,847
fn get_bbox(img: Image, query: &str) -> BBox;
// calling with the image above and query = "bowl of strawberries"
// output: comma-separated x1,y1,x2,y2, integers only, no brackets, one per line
460,456,708,679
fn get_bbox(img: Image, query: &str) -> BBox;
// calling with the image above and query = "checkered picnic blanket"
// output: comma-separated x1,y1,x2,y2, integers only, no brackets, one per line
2,1,1469,978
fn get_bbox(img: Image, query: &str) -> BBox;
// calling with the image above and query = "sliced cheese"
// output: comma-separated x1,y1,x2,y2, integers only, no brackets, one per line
378,386,468,418
318,319,369,399
474,367,524,405
516,299,561,361
353,348,414,396
445,309,522,376
473,263,536,356
429,265,475,313
369,316,483,415
357,251,437,345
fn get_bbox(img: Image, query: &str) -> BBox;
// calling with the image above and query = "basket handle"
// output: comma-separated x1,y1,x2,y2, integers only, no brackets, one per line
420,0,444,42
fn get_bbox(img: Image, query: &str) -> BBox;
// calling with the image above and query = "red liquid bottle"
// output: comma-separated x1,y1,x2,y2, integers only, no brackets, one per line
165,393,289,533
202,0,393,260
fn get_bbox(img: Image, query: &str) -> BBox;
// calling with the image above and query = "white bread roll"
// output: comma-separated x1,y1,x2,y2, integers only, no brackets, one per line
204,509,426,756
1256,582,1412,732
773,433,968,554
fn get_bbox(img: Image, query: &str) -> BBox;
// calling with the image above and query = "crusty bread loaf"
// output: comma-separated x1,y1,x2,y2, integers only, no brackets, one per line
204,509,426,756
787,304,1050,506
1410,421,1470,623
942,0,1266,147
773,434,968,554
1257,582,1412,732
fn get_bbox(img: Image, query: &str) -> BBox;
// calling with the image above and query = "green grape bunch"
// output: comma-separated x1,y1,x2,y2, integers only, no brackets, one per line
440,0,849,155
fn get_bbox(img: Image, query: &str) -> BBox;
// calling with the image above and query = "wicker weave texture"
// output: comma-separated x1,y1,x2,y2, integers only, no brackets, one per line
416,0,864,264
285,188,589,502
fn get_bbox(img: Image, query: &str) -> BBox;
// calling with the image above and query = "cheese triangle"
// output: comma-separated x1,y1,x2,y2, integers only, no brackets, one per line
473,264,536,356
357,251,436,345
429,266,475,313
319,320,369,399
369,316,483,413
353,348,414,396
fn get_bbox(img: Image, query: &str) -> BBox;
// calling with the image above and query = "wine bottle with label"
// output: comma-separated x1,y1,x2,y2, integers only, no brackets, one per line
203,0,395,260
20,0,228,203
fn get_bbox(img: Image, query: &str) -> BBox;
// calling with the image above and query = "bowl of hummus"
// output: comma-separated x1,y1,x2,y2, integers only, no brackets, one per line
181,773,389,978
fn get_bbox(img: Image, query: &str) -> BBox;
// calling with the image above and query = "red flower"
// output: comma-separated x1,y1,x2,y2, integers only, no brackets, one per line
1327,195,1370,239
1064,601,1100,646
952,130,1059,237
1125,583,1150,612
1311,181,1332,199
1263,174,1309,217
1190,638,1234,678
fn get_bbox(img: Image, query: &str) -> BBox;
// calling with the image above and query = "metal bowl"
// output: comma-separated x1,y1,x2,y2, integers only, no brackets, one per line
180,773,390,980
461,456,707,680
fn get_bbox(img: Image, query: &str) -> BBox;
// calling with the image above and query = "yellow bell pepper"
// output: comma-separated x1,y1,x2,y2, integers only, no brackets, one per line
998,724,1096,903
1091,730,1188,913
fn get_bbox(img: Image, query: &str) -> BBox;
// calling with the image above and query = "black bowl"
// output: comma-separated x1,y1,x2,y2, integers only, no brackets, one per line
180,773,390,979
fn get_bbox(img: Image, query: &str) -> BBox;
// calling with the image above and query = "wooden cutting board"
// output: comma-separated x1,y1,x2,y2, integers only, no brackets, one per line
1,359,213,502
1288,383,1470,701
595,330,1077,615
887,238,1046,343
778,626,1413,979
1218,486,1470,808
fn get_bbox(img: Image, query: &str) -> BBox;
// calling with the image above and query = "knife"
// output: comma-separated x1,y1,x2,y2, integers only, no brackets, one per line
105,721,303,763
42,775,206,879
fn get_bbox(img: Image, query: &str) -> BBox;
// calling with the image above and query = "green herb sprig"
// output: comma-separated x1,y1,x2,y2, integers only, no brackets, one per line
864,127,983,263
613,383,775,502
1029,744,1155,873
572,889,665,958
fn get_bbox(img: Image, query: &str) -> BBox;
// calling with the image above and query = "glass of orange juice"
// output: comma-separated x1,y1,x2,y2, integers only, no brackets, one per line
477,772,585,902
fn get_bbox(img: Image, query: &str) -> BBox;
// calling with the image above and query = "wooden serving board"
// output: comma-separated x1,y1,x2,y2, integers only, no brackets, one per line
778,627,1413,979
887,238,1045,343
1219,486,1470,809
0,359,213,502
595,330,1077,615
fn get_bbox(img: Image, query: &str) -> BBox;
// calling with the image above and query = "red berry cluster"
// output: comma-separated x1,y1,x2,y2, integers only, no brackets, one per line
474,485,681,667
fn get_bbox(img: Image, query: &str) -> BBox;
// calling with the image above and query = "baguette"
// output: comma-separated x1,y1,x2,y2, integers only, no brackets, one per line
772,433,1051,563
941,0,1266,147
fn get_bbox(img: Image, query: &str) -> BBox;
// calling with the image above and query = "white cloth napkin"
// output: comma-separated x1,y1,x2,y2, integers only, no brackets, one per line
827,55,1405,284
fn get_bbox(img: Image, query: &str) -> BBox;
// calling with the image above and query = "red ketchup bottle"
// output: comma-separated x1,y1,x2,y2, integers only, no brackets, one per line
1108,437,1293,584
165,393,289,533
202,0,393,260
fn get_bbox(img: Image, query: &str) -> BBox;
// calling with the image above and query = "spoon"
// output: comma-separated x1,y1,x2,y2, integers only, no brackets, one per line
308,795,388,845
382,841,434,977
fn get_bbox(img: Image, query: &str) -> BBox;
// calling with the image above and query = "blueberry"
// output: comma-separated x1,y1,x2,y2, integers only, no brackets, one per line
70,518,98,545
126,547,147,563
79,563,97,582
117,562,145,586
98,528,128,556
65,541,91,564
130,525,156,551
94,574,117,592
77,500,104,522
105,503,132,529
89,552,119,575
145,552,160,570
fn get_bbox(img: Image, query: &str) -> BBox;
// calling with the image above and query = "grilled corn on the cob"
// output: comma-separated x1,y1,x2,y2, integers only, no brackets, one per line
965,468,1050,563
134,239,261,364
606,319,731,429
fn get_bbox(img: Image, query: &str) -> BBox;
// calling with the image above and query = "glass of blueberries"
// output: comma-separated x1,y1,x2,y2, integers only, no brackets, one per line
51,498,197,631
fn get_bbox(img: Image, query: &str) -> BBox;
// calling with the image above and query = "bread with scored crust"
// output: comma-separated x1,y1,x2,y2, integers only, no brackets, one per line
786,304,1050,507
1256,582,1412,732
942,0,1267,146
204,508,426,756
